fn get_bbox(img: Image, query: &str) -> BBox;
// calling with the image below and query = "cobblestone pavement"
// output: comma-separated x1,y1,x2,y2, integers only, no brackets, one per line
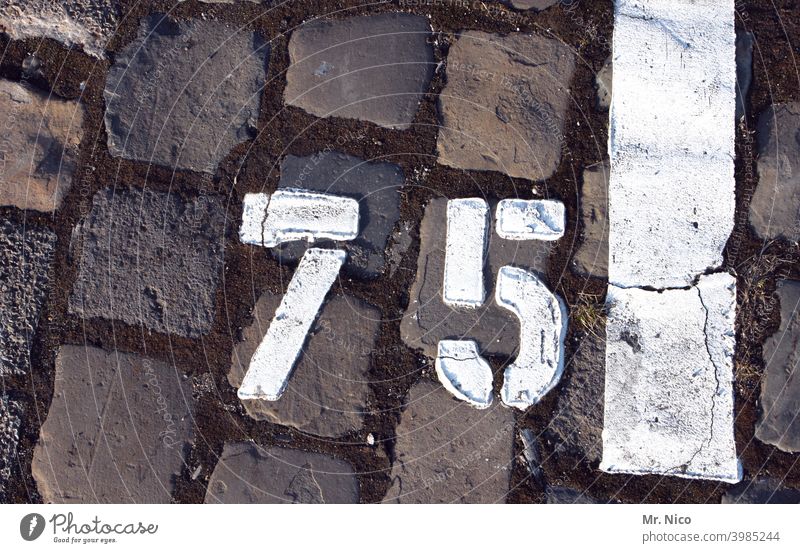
0,0,799,504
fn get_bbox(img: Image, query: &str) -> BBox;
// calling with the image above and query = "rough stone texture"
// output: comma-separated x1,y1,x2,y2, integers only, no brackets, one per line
285,13,434,130
722,479,800,504
736,31,754,120
68,188,225,338
0,0,118,59
104,14,268,173
272,152,403,278
596,56,612,111
573,162,608,278
384,380,514,503
0,219,56,376
548,331,604,464
0,396,22,501
384,379,515,503
229,294,379,437
0,79,85,212
437,31,575,180
602,273,740,482
401,198,551,359
32,345,194,503
205,443,359,504
503,0,559,10
749,103,800,242
755,279,800,452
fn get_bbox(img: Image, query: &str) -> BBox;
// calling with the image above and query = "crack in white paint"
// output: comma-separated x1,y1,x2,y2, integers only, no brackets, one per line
601,0,741,483
435,340,493,409
443,198,489,308
239,190,359,248
238,248,346,401
601,273,740,482
495,266,567,410
495,199,565,241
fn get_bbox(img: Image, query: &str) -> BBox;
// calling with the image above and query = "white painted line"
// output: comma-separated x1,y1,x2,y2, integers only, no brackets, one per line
435,340,493,409
239,189,359,248
601,273,740,483
240,193,269,246
495,199,565,241
443,198,489,308
238,248,346,401
608,0,736,289
495,266,567,410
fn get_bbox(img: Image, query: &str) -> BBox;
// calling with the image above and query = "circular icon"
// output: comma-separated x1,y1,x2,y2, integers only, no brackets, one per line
19,513,45,541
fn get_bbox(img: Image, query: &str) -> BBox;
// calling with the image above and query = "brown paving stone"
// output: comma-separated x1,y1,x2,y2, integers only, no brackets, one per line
749,103,800,242
384,379,515,503
0,219,56,376
204,442,359,504
229,294,379,437
0,0,118,58
272,152,404,278
104,14,268,173
401,198,550,359
755,279,800,452
32,345,194,503
572,162,608,278
68,187,225,338
285,13,434,130
437,31,575,180
0,79,84,212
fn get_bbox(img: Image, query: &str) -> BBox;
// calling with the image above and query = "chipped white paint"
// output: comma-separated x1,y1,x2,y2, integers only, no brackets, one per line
601,273,740,483
435,340,493,409
239,189,359,248
608,0,736,289
495,266,567,410
495,199,565,241
239,193,270,246
238,248,346,401
443,198,489,308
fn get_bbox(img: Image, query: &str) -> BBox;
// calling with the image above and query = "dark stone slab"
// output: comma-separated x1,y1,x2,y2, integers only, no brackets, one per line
285,13,434,129
401,198,551,359
104,14,268,173
0,79,84,212
32,345,194,503
502,0,559,11
546,486,598,504
749,103,800,242
272,152,403,278
437,31,575,180
596,56,612,111
0,219,56,376
722,479,800,504
0,396,22,500
572,162,608,278
548,331,604,464
755,279,800,452
736,31,754,120
204,443,359,504
68,187,225,338
384,379,515,503
229,294,379,437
